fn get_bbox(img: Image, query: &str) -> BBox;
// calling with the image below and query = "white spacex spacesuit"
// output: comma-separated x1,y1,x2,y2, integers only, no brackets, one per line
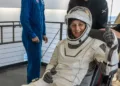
22,6,119,86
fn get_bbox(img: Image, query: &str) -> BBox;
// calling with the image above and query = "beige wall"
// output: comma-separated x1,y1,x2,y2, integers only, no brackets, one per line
0,0,70,10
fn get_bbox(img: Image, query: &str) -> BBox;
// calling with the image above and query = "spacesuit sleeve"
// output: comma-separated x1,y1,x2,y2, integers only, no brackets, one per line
41,44,59,79
20,0,36,39
44,43,59,73
103,45,119,75
94,41,119,75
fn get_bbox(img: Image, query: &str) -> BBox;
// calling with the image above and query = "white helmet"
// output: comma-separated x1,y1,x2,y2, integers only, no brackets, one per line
65,6,92,45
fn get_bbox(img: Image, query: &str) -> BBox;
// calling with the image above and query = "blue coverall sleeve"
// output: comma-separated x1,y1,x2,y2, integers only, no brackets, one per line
42,8,46,36
20,0,36,39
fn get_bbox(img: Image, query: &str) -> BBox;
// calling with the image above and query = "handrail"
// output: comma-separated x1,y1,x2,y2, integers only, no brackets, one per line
0,21,20,23
0,21,65,27
0,21,64,23
0,25,21,27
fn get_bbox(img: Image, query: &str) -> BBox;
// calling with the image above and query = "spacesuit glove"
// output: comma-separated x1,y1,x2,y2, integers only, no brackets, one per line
103,29,115,48
43,72,53,83
50,66,57,75
103,28,119,68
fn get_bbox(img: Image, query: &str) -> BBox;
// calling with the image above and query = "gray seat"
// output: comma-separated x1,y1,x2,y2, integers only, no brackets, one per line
79,62,117,86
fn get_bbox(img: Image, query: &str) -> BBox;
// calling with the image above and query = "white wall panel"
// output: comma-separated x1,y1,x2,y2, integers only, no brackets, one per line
44,0,69,9
0,0,70,10
0,0,21,8
0,42,25,67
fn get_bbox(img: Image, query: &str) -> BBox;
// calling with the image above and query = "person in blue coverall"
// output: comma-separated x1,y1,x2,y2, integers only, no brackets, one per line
20,0,48,83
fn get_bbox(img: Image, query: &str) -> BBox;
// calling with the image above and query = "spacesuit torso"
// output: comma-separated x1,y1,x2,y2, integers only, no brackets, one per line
46,37,106,86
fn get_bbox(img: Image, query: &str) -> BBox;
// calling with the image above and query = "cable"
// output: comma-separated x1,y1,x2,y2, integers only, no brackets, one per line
109,0,114,23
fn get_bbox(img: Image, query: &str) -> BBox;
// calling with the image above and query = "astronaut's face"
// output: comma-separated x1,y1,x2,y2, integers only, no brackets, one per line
70,20,86,38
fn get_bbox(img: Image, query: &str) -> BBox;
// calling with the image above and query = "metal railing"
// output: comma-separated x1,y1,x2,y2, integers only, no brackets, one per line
0,21,65,45
0,21,21,44
0,21,65,66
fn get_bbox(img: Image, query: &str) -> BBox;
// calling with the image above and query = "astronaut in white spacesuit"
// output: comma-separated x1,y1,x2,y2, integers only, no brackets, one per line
22,6,119,86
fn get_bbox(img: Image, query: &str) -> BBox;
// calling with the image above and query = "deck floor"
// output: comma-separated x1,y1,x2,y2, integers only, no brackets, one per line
0,64,120,86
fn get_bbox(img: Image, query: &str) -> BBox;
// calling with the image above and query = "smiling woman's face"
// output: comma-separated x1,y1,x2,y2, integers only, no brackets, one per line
70,20,86,38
